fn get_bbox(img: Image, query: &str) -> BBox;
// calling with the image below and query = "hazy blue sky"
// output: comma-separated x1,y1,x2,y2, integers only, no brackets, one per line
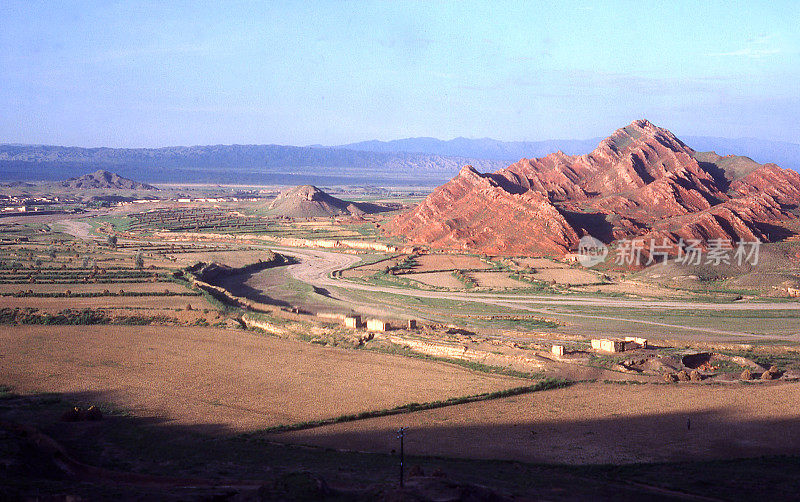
1,1,798,147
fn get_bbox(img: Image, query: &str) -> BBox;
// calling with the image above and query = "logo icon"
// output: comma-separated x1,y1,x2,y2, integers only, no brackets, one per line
577,235,608,267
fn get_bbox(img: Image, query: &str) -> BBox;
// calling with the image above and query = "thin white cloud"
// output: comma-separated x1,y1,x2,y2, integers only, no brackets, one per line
707,47,781,58
706,34,782,59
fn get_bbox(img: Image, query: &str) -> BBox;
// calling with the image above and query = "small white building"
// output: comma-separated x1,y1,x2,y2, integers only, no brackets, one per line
366,319,388,332
591,338,624,353
343,315,361,328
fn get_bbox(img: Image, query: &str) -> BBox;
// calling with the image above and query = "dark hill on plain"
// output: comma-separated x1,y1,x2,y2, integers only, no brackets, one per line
61,170,157,190
267,185,386,218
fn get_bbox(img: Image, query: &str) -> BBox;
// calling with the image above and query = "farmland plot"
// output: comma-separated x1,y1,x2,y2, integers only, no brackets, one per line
468,271,531,289
276,381,800,465
406,271,468,289
412,254,491,271
0,325,527,431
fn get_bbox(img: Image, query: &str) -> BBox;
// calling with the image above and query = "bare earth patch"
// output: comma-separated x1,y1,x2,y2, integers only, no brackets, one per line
468,271,531,289
407,271,467,289
413,254,490,271
339,268,370,279
275,381,800,464
0,325,527,432
530,268,600,285
512,257,569,269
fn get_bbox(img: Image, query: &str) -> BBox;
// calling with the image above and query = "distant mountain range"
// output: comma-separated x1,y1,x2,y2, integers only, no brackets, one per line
1,133,797,185
338,136,800,170
0,144,506,185
337,137,601,161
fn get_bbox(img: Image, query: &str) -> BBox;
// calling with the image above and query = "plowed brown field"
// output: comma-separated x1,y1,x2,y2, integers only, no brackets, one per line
0,325,527,432
274,381,800,464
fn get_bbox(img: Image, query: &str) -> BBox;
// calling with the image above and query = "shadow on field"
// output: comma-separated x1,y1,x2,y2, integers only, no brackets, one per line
211,267,292,308
275,405,800,464
4,386,800,501
268,403,800,500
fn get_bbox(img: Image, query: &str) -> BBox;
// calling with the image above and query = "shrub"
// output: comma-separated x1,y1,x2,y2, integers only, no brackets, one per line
61,407,82,422
85,405,103,421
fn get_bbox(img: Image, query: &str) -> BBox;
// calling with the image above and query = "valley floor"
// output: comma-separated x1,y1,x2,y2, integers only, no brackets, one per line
4,205,800,499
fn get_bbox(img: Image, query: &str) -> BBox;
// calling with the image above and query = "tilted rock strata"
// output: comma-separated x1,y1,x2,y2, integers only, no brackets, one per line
391,120,800,257
393,166,579,255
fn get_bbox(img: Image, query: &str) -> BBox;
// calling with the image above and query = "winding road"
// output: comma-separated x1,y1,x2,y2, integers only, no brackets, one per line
55,215,798,340
271,246,800,340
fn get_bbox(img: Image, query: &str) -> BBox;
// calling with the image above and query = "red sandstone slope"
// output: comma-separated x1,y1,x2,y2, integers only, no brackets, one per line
397,165,580,255
391,120,800,256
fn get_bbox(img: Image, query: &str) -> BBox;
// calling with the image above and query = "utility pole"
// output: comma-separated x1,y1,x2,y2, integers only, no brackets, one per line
397,427,407,488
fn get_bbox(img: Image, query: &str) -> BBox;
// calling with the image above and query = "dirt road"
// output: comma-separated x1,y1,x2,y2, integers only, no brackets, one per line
46,218,800,339
270,247,800,340
275,247,800,312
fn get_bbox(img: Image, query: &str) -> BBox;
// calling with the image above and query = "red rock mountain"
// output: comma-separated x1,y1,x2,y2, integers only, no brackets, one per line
391,120,800,256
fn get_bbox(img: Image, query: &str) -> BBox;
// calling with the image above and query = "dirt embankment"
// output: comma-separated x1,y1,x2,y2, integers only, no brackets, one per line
385,334,549,373
181,253,293,313
152,230,415,253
